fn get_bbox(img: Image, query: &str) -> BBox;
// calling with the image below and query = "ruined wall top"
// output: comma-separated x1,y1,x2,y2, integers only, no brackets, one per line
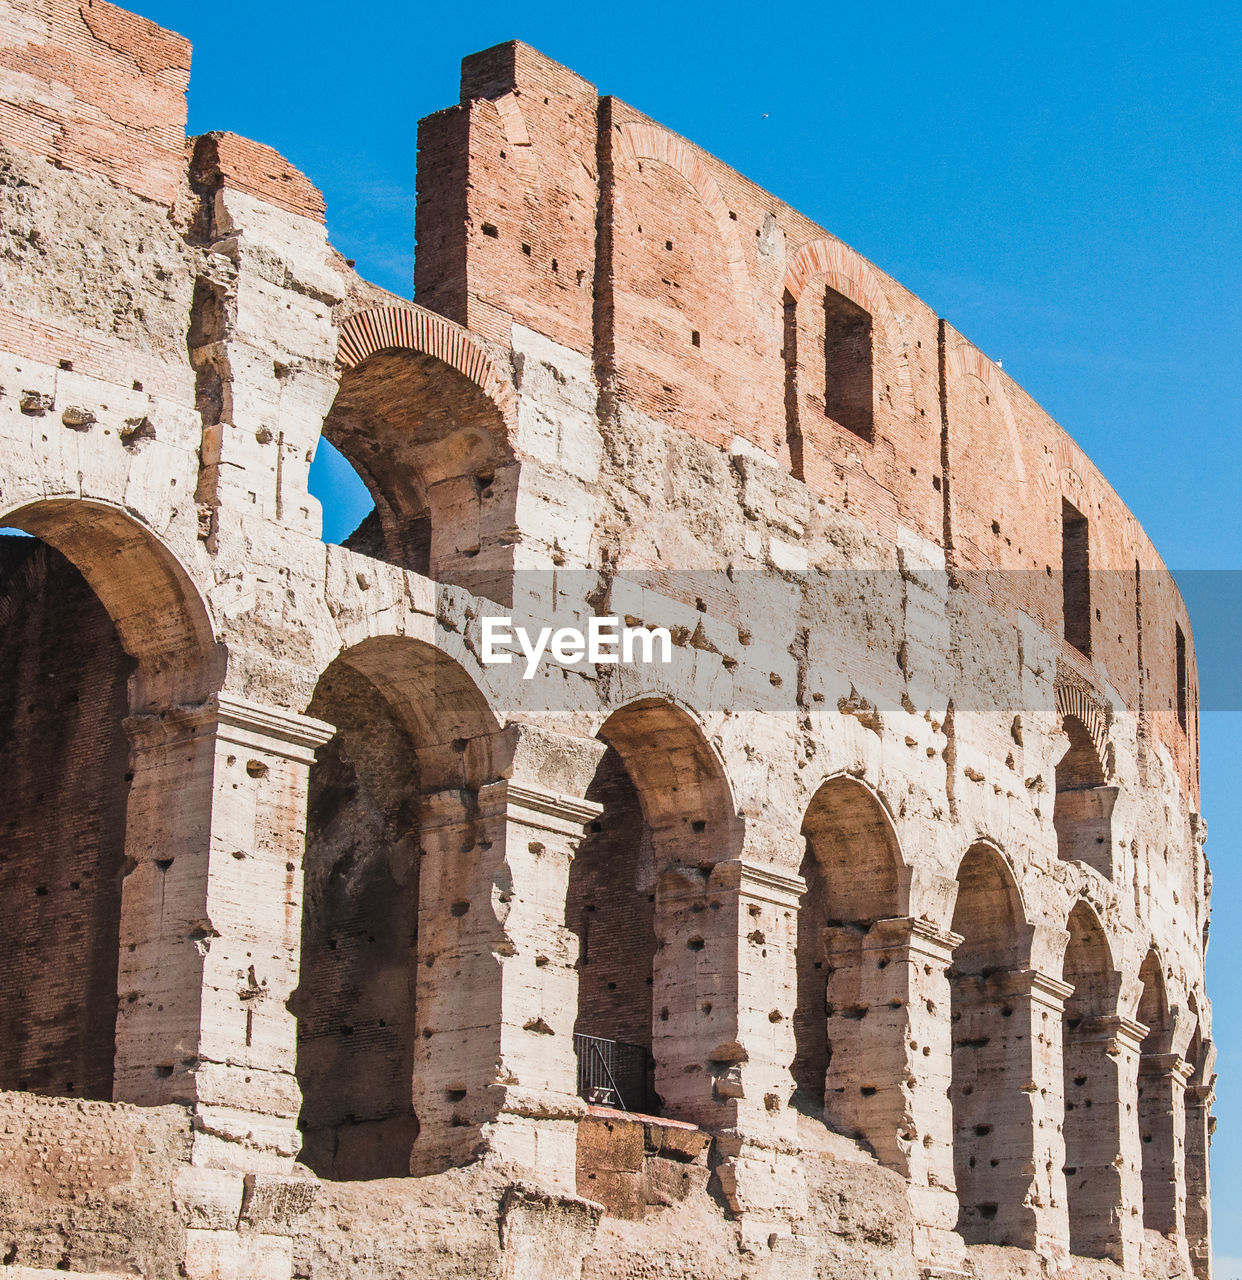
0,8,1200,800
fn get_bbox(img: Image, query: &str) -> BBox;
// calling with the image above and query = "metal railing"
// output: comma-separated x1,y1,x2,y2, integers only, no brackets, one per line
574,1032,655,1114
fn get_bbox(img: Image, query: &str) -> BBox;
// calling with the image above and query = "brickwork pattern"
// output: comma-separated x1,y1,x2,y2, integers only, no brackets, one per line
0,10,1215,1280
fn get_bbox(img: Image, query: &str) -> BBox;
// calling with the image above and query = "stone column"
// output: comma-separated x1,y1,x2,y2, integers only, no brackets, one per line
821,917,963,1271
116,694,334,1171
1138,1052,1192,1239
652,857,809,1244
1185,1079,1215,1279
1063,1015,1146,1268
954,968,1072,1253
412,778,602,1191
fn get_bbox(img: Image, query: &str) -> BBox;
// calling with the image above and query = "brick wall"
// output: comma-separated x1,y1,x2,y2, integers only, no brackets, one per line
0,535,132,1100
0,0,190,205
413,44,1198,798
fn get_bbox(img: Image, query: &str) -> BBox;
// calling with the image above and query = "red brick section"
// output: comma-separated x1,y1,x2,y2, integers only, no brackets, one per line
337,303,517,425
414,42,1198,800
0,537,133,1101
415,41,599,351
188,131,325,223
0,0,190,205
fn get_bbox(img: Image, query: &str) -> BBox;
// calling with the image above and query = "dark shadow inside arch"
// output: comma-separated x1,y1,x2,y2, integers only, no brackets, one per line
1136,949,1178,1234
792,776,900,1128
566,699,736,1118
0,534,132,1101
293,636,499,1179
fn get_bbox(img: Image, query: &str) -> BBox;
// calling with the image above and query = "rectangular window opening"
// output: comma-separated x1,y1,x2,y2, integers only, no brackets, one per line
1062,499,1091,656
823,286,874,442
1175,623,1187,731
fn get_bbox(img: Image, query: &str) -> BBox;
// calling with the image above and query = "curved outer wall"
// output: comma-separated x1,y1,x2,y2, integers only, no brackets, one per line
0,6,1213,1280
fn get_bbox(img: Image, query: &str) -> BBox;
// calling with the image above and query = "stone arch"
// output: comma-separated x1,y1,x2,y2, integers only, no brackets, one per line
0,500,220,1107
1054,711,1118,878
949,841,1036,1245
1135,946,1182,1236
336,306,518,421
567,696,740,1117
1,498,220,711
293,635,504,1179
1136,947,1172,1055
325,306,518,593
614,122,753,318
952,840,1030,971
1061,900,1127,1259
782,238,884,314
793,775,907,1161
1055,680,1113,776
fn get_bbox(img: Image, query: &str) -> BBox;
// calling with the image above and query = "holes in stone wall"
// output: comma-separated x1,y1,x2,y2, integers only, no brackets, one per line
1061,902,1121,1258
793,778,900,1155
950,844,1030,1246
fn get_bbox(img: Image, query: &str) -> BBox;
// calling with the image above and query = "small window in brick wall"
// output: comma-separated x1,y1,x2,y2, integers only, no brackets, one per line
1176,623,1188,731
1062,500,1091,656
823,286,874,441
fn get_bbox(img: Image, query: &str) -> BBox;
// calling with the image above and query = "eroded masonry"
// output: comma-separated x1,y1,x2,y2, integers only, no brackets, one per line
0,3,1215,1278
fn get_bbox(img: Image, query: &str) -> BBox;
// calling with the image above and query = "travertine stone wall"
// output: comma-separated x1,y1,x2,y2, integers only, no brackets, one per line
0,5,1214,1280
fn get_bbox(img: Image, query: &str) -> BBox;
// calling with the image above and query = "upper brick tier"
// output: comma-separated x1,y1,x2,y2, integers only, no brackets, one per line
0,7,1199,794
415,40,1198,790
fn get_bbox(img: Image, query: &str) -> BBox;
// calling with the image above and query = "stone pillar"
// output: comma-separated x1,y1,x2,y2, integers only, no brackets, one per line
1185,1080,1215,1279
1138,1052,1192,1239
821,917,963,1271
652,857,809,1244
953,968,1071,1253
412,778,602,1191
1063,1015,1145,1268
116,694,334,1171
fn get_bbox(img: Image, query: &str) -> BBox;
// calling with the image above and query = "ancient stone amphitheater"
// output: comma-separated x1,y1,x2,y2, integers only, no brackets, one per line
0,2,1215,1278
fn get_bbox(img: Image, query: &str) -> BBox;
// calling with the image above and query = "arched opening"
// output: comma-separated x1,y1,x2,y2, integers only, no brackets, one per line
1136,949,1178,1234
1184,995,1212,1279
566,699,736,1119
0,501,218,1105
1061,902,1122,1258
0,535,131,1099
949,843,1032,1245
293,636,500,1179
309,437,379,550
792,778,900,1147
323,319,517,599
1054,716,1117,878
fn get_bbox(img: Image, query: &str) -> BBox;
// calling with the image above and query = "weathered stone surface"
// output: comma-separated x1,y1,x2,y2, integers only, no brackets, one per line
0,6,1213,1280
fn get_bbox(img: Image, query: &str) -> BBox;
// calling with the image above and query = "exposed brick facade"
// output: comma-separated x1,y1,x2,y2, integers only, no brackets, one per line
0,10,1214,1280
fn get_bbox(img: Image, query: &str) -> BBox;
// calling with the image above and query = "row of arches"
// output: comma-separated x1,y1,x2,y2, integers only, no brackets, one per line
0,501,1207,1260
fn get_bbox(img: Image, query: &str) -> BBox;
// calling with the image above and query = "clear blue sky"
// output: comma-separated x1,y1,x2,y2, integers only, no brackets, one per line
133,0,1241,1258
